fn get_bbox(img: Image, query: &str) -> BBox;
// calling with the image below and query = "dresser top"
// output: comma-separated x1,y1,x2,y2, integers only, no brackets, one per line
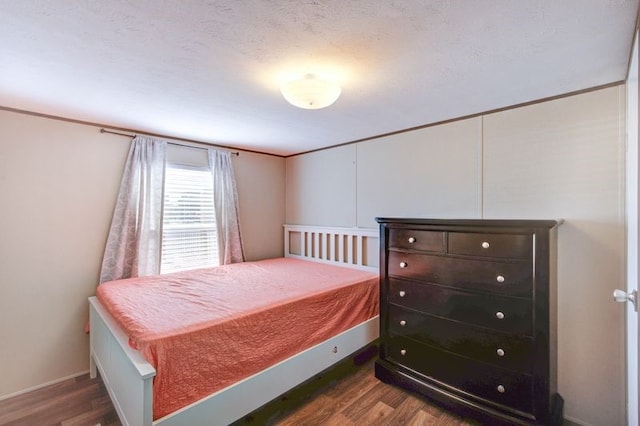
375,217,562,229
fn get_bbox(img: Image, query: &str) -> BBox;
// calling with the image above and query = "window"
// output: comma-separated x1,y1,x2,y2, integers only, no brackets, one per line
160,163,219,274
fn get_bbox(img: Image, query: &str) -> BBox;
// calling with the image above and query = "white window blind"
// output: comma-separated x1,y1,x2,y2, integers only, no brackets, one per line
160,164,219,274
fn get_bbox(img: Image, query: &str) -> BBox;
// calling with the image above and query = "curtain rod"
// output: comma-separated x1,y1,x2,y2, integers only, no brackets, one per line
100,128,240,156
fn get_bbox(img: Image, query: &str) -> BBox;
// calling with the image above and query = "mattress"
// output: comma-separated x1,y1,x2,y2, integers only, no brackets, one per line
96,257,379,420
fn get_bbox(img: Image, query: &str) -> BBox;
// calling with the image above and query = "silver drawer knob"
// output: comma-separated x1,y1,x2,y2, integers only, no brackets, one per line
399,261,408,268
408,237,416,243
400,320,406,326
496,275,505,283
497,384,506,393
482,241,490,249
400,349,407,356
497,348,505,357
399,290,406,297
496,311,505,320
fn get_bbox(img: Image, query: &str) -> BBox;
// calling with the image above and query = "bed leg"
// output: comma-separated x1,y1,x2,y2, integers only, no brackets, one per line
90,352,97,379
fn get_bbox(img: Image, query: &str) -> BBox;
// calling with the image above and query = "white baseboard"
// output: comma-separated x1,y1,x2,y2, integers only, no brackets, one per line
0,370,90,402
563,415,592,426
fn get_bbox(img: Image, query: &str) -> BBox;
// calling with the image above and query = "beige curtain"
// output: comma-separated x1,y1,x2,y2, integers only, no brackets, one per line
209,149,245,264
99,136,167,283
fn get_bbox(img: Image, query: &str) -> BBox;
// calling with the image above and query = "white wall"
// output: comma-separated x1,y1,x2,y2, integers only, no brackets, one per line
0,109,285,398
285,144,357,226
483,88,625,425
234,150,286,260
0,110,129,397
356,118,482,227
285,86,625,425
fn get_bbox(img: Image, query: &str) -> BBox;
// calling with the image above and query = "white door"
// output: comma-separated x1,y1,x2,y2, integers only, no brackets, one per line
622,29,640,426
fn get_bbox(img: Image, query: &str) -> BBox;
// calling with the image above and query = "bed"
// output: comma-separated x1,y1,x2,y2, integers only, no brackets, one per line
89,225,379,426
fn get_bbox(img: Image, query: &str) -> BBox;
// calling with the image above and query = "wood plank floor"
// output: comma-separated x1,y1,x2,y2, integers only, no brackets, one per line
0,348,479,426
0,373,121,426
235,347,479,426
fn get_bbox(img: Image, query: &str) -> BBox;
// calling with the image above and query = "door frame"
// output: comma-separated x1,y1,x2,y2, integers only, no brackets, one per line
625,27,640,426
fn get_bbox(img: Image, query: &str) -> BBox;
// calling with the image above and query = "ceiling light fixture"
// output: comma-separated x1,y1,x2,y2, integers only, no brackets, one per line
280,74,341,109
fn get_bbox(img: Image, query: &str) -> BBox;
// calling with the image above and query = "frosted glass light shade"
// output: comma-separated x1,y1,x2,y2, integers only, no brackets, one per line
280,74,341,109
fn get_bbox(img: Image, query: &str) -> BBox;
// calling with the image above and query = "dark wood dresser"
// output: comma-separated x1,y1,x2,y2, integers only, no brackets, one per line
375,218,563,425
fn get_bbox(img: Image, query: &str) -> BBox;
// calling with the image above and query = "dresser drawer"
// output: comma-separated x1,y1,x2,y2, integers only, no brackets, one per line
385,335,533,414
388,278,533,335
388,251,533,298
448,232,532,259
388,229,445,252
387,304,534,372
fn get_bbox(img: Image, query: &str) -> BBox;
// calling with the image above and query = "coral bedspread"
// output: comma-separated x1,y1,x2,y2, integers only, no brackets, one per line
96,257,379,420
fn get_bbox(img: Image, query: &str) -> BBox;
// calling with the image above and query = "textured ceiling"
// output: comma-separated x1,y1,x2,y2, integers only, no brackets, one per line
1,1,638,156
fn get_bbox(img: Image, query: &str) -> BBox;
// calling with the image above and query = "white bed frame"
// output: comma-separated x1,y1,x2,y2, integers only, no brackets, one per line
89,225,379,426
